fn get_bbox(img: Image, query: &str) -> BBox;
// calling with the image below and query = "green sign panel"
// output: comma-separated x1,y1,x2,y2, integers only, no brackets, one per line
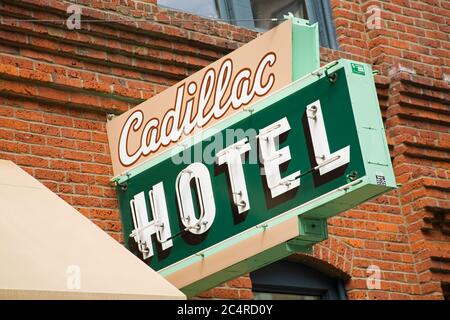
115,60,396,287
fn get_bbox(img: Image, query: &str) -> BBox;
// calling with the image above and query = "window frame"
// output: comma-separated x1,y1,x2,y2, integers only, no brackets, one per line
304,0,339,50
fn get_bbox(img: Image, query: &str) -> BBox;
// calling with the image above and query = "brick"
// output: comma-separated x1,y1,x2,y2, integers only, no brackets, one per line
43,114,73,127
47,137,77,150
62,149,92,162
0,106,14,117
59,183,74,194
74,185,89,195
93,220,122,232
227,277,252,289
0,118,29,131
212,288,240,299
77,141,105,153
30,123,60,136
64,166,94,184
61,128,91,141
0,128,14,140
0,140,29,153
93,154,111,164
50,159,80,171
73,119,104,131
15,109,43,122
30,145,61,158
72,195,101,207
14,132,45,145
80,163,111,175
69,92,100,107
34,168,65,181
15,155,48,167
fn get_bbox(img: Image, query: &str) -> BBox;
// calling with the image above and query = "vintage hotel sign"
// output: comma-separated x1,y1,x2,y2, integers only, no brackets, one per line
106,19,396,297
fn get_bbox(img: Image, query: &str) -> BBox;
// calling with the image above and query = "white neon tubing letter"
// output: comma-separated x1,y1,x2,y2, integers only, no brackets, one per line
176,163,216,235
259,117,300,198
216,138,251,213
130,183,172,260
306,100,350,175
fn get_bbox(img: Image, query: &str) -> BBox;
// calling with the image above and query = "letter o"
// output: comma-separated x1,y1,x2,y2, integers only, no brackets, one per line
176,163,216,235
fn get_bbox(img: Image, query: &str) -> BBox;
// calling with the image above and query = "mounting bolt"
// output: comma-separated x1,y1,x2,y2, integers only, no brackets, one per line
119,182,128,192
346,171,359,182
326,72,338,83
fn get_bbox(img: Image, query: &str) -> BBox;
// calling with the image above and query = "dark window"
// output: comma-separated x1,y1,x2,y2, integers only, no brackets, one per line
157,0,338,49
250,260,347,300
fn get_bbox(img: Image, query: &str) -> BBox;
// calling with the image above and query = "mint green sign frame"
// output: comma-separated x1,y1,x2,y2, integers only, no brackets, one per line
113,19,396,297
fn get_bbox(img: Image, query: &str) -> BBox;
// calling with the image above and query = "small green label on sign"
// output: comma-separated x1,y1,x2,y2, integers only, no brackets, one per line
351,63,365,75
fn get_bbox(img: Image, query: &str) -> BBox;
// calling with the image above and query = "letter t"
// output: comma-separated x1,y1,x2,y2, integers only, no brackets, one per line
216,138,251,213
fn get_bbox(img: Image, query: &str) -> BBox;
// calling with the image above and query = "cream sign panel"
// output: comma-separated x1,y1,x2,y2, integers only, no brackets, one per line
106,21,293,178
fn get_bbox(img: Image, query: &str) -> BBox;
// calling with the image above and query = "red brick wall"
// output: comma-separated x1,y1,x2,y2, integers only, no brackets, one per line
0,0,448,300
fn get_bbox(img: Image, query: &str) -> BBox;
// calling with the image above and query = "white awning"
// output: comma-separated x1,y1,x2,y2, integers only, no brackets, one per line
0,160,185,300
